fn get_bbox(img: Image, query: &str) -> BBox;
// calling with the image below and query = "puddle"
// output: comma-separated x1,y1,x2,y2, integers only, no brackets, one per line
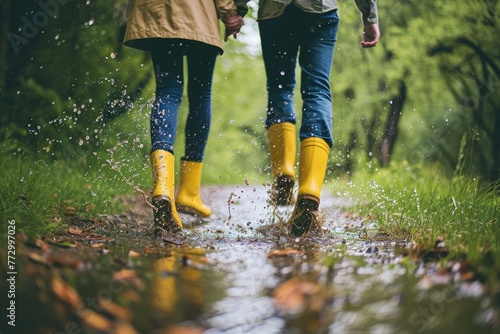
0,185,498,333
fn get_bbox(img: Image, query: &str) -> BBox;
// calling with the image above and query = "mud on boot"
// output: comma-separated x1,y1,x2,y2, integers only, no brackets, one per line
287,195,321,237
271,174,295,206
153,196,183,234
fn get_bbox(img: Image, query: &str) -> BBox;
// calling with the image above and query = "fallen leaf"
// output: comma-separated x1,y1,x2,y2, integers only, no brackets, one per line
113,269,138,281
267,248,304,258
63,206,76,216
68,227,83,235
98,299,132,321
159,325,205,334
112,321,139,334
461,271,475,281
28,252,48,265
128,250,140,257
47,239,78,248
51,275,82,308
79,309,113,332
26,237,50,253
34,238,50,251
272,278,319,313
122,290,141,303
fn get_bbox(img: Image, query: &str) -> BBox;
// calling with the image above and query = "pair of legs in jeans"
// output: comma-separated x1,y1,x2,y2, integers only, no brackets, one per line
259,5,340,236
150,39,217,161
149,39,217,234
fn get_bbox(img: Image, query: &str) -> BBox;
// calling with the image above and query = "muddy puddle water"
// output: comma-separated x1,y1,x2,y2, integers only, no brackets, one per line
1,185,498,333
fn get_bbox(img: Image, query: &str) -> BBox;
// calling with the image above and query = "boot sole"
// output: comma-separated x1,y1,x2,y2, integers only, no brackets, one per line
288,195,320,237
153,196,182,234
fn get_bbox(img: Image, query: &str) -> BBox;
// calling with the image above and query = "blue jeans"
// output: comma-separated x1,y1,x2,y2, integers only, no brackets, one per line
259,5,340,147
150,39,218,162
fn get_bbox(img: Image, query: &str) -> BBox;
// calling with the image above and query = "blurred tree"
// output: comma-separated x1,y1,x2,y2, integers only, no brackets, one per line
0,0,149,162
332,0,499,181
393,0,500,181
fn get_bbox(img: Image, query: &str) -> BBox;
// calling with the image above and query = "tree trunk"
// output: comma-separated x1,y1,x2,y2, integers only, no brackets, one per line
378,81,407,166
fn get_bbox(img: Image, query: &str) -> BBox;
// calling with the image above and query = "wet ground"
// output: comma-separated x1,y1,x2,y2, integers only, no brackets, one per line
1,184,499,334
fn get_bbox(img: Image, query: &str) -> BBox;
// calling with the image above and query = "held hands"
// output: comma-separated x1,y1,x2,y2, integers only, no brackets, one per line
360,23,380,48
223,15,244,42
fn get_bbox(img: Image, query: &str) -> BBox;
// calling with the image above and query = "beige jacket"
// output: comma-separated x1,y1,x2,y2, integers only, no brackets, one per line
123,0,238,54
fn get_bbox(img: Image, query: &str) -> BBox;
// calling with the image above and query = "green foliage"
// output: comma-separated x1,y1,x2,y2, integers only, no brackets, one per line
2,0,148,162
330,0,499,181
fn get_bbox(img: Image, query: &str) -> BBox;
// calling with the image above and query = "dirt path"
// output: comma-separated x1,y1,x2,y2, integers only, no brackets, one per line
0,184,496,334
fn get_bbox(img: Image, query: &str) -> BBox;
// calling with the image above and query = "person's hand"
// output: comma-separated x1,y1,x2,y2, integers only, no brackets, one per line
360,23,380,48
223,15,244,42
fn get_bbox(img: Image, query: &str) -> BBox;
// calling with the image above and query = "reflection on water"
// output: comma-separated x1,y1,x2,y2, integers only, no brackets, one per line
0,185,498,334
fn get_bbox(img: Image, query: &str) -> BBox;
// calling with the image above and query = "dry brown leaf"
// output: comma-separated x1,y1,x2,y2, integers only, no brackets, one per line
267,248,304,258
272,278,319,313
112,321,139,334
112,269,138,281
91,243,105,249
461,271,475,281
79,309,113,332
47,239,78,248
98,299,132,321
33,237,50,253
51,275,82,308
63,206,76,215
183,254,212,265
122,290,141,303
28,252,48,265
159,325,205,334
128,250,140,257
68,227,83,235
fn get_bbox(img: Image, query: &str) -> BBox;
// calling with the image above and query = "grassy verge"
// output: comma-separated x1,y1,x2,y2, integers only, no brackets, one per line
330,161,500,279
0,155,137,235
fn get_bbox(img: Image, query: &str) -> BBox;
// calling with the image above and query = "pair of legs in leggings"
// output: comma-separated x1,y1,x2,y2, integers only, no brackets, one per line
259,5,340,236
149,39,217,233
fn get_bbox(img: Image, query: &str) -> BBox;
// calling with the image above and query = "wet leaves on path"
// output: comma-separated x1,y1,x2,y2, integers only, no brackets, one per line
267,248,305,258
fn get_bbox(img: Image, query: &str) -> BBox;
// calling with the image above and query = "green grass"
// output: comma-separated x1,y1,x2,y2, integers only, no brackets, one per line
329,161,500,270
0,155,134,235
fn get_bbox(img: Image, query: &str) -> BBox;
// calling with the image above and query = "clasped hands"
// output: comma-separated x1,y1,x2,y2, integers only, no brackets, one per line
223,15,244,42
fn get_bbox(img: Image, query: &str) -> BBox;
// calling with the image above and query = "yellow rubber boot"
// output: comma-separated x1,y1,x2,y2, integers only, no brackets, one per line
152,256,177,313
152,250,205,315
150,150,183,233
268,122,296,205
176,159,212,218
288,137,330,237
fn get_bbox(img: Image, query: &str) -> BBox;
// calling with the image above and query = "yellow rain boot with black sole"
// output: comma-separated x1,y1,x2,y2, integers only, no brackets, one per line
150,150,183,234
288,137,330,237
268,122,296,206
176,159,212,218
